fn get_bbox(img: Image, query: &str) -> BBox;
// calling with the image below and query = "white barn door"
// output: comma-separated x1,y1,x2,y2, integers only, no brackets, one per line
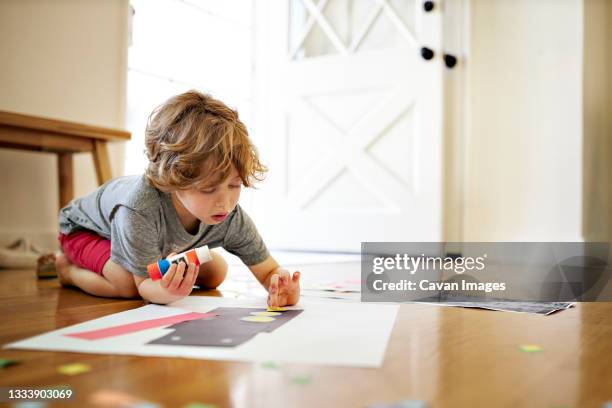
251,0,443,252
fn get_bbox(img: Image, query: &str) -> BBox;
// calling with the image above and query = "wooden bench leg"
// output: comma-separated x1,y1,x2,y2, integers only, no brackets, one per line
58,152,73,208
92,140,112,185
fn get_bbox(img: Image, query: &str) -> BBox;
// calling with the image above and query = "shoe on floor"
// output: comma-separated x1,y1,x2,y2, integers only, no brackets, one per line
37,253,58,279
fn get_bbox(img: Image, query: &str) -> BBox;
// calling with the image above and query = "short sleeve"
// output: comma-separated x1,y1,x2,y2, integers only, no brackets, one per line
223,206,270,266
110,206,161,277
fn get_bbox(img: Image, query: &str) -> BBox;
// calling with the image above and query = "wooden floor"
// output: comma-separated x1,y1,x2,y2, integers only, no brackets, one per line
1,267,612,408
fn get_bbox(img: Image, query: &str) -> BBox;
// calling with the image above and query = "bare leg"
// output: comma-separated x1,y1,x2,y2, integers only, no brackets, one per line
56,254,138,298
101,259,139,298
195,250,228,289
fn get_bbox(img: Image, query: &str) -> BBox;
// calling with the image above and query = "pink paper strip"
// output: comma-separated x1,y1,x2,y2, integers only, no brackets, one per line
64,312,216,340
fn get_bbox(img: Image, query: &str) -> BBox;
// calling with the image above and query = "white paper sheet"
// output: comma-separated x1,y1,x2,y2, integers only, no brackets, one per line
4,297,398,368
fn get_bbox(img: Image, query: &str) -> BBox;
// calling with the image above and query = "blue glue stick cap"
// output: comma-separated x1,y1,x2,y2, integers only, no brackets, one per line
157,259,171,275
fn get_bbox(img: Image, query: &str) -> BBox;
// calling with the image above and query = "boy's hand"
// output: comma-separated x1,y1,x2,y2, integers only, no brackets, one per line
268,269,300,307
160,252,198,298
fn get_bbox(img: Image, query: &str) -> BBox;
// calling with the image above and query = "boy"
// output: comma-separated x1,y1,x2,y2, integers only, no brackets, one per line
54,90,300,307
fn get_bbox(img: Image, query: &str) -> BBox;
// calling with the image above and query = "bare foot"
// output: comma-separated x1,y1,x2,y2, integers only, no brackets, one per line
55,253,74,286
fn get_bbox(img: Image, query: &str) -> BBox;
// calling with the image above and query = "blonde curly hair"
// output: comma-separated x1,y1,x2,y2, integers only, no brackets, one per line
144,90,267,192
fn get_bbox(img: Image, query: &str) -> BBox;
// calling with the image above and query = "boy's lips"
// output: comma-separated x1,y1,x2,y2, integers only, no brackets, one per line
212,213,228,222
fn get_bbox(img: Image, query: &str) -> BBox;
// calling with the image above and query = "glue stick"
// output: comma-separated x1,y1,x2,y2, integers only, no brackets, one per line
147,245,212,281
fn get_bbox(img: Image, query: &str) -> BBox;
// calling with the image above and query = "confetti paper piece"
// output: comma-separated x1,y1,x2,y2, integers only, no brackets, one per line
14,402,48,408
267,306,285,312
89,389,135,406
57,363,91,376
241,316,276,323
368,400,428,408
519,344,544,353
89,389,155,407
0,358,19,368
250,311,281,317
290,374,312,385
261,361,280,369
131,403,161,408
183,403,219,408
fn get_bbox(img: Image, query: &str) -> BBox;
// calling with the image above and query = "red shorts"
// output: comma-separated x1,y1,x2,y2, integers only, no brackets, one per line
58,230,111,275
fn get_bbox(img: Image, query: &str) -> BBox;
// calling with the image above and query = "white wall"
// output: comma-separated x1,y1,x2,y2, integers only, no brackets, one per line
462,0,583,241
0,0,129,248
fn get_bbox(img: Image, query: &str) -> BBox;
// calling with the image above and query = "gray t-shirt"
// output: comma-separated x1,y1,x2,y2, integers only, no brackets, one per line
58,175,269,277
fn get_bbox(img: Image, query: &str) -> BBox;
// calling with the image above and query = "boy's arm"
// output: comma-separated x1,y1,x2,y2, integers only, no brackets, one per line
133,260,198,304
249,255,301,307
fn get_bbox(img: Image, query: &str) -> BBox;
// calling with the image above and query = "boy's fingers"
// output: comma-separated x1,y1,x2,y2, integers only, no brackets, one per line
277,271,288,294
268,274,279,307
160,253,178,288
188,262,198,287
180,263,196,293
161,263,177,288
178,263,190,290
292,271,301,283
277,271,295,305
170,262,186,290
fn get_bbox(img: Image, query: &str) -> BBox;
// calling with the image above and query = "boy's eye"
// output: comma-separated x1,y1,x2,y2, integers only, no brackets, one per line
229,184,241,189
200,188,216,194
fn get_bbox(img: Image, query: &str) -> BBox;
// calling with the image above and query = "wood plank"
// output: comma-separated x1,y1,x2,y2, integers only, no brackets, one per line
0,141,42,153
0,126,93,152
92,140,112,184
58,153,73,208
0,110,130,142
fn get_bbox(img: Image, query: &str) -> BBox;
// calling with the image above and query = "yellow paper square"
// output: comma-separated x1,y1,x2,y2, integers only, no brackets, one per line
57,363,91,375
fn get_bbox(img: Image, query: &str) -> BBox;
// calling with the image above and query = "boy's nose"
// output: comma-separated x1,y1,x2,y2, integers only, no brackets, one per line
215,196,229,210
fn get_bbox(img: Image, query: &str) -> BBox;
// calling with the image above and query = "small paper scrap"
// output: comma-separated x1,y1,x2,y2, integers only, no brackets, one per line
241,315,276,323
261,361,279,369
290,374,312,385
519,344,543,353
131,403,161,408
0,358,19,368
57,363,91,376
14,402,48,408
183,403,219,408
368,400,428,408
89,389,161,408
251,311,281,317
